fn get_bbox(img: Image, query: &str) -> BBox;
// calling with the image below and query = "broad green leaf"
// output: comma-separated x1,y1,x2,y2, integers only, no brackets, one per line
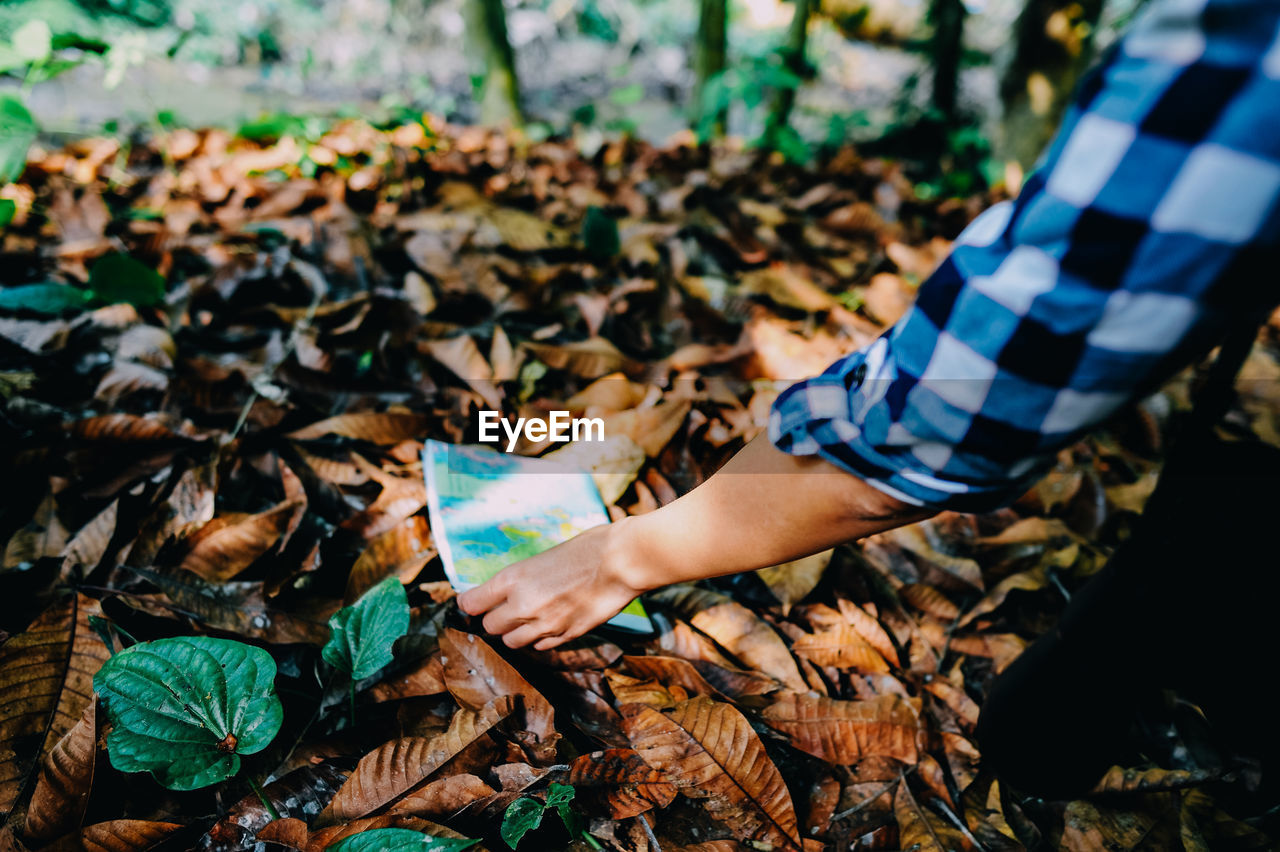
0,94,37,184
0,283,92,315
500,797,546,849
322,576,410,680
581,206,620,260
0,199,14,227
87,254,166,307
326,828,478,852
93,636,283,791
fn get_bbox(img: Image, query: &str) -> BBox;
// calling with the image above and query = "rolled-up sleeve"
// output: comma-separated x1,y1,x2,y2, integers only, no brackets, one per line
770,0,1280,512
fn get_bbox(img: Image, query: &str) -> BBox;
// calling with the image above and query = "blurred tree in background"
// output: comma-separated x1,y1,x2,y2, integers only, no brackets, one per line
0,0,1143,193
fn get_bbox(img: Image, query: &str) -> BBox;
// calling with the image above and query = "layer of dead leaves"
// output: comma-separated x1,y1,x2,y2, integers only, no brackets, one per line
1,117,1275,850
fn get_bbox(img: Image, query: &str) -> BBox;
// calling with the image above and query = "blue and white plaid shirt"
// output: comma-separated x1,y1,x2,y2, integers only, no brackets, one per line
770,0,1280,512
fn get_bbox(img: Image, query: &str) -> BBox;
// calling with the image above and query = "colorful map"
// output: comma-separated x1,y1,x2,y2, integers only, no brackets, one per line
423,440,652,633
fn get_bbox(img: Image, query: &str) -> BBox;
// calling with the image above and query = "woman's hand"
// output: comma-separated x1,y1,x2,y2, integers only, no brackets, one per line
457,518,649,650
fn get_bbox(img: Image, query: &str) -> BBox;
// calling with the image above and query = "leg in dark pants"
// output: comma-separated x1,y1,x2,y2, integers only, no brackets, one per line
976,437,1280,799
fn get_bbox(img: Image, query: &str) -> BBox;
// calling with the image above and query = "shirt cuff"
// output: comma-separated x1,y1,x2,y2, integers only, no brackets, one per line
767,352,1046,514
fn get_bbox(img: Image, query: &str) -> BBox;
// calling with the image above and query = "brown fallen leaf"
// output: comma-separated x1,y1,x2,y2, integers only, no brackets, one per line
948,633,1027,674
387,773,496,819
0,595,110,819
23,702,97,842
689,600,808,693
900,583,961,621
756,550,833,615
3,493,68,569
439,628,556,746
177,501,297,582
68,414,182,443
524,337,632,379
60,500,118,572
1091,765,1219,795
288,412,430,444
70,820,185,852
761,693,920,765
894,779,970,852
793,624,891,673
624,697,807,851
836,599,902,667
1060,796,1181,851
369,656,447,702
317,696,513,825
568,748,678,819
344,515,435,604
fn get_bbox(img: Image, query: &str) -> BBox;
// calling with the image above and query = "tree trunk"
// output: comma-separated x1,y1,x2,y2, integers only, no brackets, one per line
464,0,523,127
693,0,728,136
929,0,966,121
763,0,814,148
998,0,1106,169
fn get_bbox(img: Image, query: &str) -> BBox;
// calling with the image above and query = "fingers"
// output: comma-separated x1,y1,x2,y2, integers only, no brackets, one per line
502,623,558,649
533,633,571,651
482,605,526,636
457,575,507,615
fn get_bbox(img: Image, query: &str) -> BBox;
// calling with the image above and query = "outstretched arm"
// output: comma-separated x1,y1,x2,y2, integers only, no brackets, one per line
457,434,933,650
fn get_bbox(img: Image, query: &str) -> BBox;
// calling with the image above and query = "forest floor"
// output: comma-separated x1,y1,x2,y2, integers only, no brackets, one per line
1,117,1279,851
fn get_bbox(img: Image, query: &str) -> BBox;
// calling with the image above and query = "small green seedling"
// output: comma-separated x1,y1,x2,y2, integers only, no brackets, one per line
325,828,478,852
322,576,411,681
322,576,411,724
93,636,283,791
501,783,600,850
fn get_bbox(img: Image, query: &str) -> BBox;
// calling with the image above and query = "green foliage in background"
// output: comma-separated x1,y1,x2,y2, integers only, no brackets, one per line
0,253,166,313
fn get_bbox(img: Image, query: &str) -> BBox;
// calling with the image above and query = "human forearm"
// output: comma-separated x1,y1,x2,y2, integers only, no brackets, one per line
607,433,935,592
458,434,934,649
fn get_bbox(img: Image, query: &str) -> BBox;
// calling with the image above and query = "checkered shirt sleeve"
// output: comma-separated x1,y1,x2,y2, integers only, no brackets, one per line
769,0,1280,512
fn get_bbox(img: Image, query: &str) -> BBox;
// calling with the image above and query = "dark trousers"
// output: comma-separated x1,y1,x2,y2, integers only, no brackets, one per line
975,436,1280,800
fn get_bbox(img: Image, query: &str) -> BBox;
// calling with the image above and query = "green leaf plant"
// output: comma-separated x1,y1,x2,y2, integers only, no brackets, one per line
501,782,600,850
321,576,411,724
93,636,284,792
325,828,478,852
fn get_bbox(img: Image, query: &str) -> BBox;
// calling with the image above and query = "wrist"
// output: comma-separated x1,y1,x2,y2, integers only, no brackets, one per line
602,514,667,595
